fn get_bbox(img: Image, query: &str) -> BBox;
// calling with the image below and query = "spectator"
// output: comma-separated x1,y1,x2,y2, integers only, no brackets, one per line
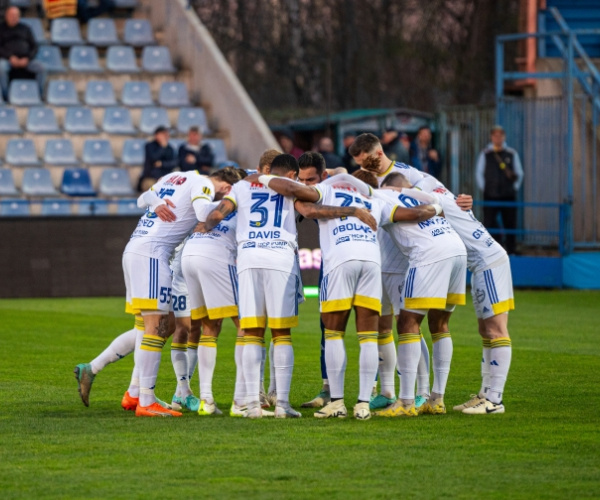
410,125,442,178
399,133,411,160
381,127,409,164
278,129,303,159
138,126,178,191
341,132,359,173
317,137,343,169
178,126,214,174
0,6,46,100
476,125,524,255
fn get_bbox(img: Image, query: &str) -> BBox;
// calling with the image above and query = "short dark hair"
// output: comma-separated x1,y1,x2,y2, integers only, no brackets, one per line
348,133,380,157
188,126,200,134
298,151,326,175
154,126,168,135
210,167,241,185
270,154,299,175
352,169,378,189
417,126,431,134
381,171,408,188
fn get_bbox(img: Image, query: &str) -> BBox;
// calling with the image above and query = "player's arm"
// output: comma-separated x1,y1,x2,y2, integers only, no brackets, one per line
390,203,442,223
136,189,176,222
294,200,377,231
456,194,473,211
203,199,236,231
245,173,321,203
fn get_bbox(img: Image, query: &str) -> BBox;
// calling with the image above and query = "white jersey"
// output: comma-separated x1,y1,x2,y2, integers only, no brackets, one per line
376,161,430,187
375,189,466,267
225,179,298,274
126,171,215,260
379,228,408,274
182,202,237,265
314,182,394,276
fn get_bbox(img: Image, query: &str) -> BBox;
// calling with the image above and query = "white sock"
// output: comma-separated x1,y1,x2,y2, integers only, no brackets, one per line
267,341,276,393
416,334,431,396
127,329,145,398
90,328,136,375
187,341,199,383
377,332,396,398
431,333,453,397
324,331,346,399
171,342,190,398
480,339,491,398
273,337,294,405
358,332,379,402
198,337,218,401
138,334,165,407
259,345,266,394
234,339,246,406
397,333,421,401
243,337,264,405
488,337,512,404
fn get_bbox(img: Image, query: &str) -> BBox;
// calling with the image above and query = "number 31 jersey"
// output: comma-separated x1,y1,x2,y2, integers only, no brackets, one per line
224,179,298,274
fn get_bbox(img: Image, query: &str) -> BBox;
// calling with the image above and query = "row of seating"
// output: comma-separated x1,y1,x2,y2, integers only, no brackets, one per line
0,198,144,217
0,138,228,166
9,0,138,9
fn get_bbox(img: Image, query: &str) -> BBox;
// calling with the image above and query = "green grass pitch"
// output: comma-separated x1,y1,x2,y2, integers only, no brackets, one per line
0,291,599,499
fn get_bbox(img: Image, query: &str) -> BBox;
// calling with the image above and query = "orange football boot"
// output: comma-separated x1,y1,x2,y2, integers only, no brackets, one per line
135,402,182,417
121,390,139,411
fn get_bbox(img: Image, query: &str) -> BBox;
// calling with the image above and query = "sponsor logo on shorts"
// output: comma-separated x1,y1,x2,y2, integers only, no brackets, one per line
475,288,486,304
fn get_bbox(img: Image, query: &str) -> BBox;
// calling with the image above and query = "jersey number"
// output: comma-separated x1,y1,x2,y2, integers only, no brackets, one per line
171,294,186,311
249,193,283,228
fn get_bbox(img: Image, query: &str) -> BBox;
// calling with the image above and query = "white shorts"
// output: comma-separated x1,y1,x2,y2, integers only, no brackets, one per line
471,257,515,319
238,268,299,329
320,261,382,314
381,272,405,316
402,255,467,315
122,251,172,315
182,255,239,321
170,254,190,318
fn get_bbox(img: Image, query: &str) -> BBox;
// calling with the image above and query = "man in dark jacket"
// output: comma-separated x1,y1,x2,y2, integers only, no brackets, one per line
178,126,214,174
317,137,343,169
138,126,178,191
0,6,46,100
410,126,442,178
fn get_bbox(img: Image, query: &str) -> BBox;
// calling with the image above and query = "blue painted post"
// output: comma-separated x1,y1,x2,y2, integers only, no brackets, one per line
495,38,504,124
565,34,575,252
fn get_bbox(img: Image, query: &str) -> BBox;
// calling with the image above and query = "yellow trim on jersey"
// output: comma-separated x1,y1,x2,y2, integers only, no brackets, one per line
224,195,237,208
191,195,211,203
191,306,208,320
389,205,399,223
492,298,515,315
272,335,292,346
447,293,466,305
397,333,421,344
126,298,160,315
313,186,324,203
378,331,394,345
268,316,299,329
206,305,239,320
240,316,266,329
378,161,395,178
321,297,353,313
404,297,447,310
353,295,382,314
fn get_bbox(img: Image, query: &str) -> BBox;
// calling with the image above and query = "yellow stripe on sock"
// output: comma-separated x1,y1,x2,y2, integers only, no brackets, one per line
490,337,512,348
199,337,217,348
398,333,421,344
431,332,451,344
377,331,394,345
134,315,145,331
357,331,378,344
171,342,187,351
245,335,265,347
324,329,344,341
140,334,165,352
187,341,199,350
482,339,492,348
273,335,292,346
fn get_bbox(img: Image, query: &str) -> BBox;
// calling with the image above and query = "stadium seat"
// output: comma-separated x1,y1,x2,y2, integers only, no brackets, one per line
99,168,134,196
34,45,66,73
102,107,135,134
0,199,30,216
84,80,116,106
114,0,138,7
21,18,47,45
69,46,102,72
116,198,145,215
47,79,79,106
158,82,190,108
22,168,58,196
51,18,83,46
123,19,154,46
8,79,41,106
87,18,119,46
106,45,139,73
216,160,239,170
141,46,175,73
9,0,31,7
203,139,228,165
177,107,208,134
26,106,61,134
64,107,98,134
82,139,116,165
121,139,145,165
0,108,23,134
77,199,110,215
139,107,170,134
121,81,152,106
169,139,185,151
41,198,72,216
61,168,96,196
0,168,20,196
6,139,40,166
44,139,78,165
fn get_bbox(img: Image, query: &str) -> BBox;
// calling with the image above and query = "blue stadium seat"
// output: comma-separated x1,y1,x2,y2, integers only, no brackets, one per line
84,80,116,106
47,79,79,106
26,106,61,134
158,82,190,108
0,199,30,216
51,18,83,46
9,0,31,7
123,19,154,46
0,108,23,134
21,18,47,45
69,46,102,72
106,45,139,73
99,168,134,196
22,168,58,196
64,107,98,134
169,139,185,151
8,79,41,106
114,0,138,7
121,81,152,106
6,139,40,166
61,168,96,196
87,18,119,46
216,160,240,170
141,46,175,73
121,139,145,165
41,198,72,216
102,107,135,134
83,139,116,165
77,199,110,216
139,107,170,134
0,168,20,196
203,139,228,165
34,45,66,73
177,107,208,134
44,139,78,165
116,198,145,215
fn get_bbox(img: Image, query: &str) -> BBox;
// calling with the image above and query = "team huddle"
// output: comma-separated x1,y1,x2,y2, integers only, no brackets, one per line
74,133,514,420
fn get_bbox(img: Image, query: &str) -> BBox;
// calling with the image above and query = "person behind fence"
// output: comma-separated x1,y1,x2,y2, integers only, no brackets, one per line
317,137,343,169
381,127,410,164
410,126,442,178
138,126,178,192
178,126,215,175
475,125,524,255
0,6,46,101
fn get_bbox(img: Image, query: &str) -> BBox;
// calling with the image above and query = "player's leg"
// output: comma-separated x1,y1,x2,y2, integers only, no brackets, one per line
371,313,396,409
354,304,380,420
197,317,223,415
424,308,454,414
415,333,431,408
187,320,201,384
